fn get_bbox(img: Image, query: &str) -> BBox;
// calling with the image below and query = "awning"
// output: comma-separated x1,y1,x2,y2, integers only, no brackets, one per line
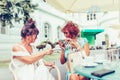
81,29,104,45
46,0,119,13
81,29,104,36
109,24,120,29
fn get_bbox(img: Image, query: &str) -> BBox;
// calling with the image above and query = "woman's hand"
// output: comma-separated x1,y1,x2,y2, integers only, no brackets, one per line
67,39,79,48
58,38,72,50
58,40,65,51
66,39,82,50
44,49,53,55
44,62,55,67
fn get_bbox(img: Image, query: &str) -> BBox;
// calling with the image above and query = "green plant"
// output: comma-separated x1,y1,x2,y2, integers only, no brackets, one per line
0,0,13,27
0,0,38,28
36,40,59,50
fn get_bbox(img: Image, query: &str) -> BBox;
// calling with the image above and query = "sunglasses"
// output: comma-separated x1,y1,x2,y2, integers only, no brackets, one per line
64,32,69,34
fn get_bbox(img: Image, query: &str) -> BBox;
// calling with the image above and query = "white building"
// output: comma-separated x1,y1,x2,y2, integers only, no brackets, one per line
0,0,120,61
0,0,67,61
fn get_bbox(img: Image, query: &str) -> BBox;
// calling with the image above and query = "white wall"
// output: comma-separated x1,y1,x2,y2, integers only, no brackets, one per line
81,11,120,47
29,0,69,44
0,1,120,61
0,1,66,61
0,34,20,60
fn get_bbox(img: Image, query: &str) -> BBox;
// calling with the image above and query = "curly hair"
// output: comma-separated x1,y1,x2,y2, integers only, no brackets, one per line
62,21,80,38
21,18,39,38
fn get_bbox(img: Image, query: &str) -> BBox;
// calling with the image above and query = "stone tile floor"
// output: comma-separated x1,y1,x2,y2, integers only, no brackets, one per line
0,61,66,80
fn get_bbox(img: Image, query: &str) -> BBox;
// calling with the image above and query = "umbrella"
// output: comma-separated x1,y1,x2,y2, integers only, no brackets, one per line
109,24,120,29
46,0,119,13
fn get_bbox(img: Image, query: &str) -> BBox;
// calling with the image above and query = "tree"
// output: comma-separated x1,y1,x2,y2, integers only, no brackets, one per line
0,0,38,28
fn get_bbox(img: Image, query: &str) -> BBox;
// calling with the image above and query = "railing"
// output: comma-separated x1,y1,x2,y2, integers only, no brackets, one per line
90,49,120,62
106,48,120,62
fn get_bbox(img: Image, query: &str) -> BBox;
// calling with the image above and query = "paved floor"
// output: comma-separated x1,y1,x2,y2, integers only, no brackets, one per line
51,64,67,80
0,66,14,80
0,61,67,80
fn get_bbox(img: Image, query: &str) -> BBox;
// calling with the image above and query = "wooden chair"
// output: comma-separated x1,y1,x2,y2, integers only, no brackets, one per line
107,49,119,61
67,51,95,80
9,62,18,80
67,51,85,73
9,62,61,80
49,65,61,80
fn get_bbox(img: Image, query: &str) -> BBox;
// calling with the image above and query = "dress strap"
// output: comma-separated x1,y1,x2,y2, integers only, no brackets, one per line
18,44,29,53
12,44,30,56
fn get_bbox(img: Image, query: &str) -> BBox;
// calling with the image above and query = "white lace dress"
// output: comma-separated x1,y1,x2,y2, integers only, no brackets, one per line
11,45,54,80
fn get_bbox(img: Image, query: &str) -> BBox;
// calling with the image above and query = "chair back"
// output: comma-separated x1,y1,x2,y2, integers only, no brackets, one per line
67,51,85,73
106,49,119,61
9,61,61,80
9,62,18,80
53,65,61,80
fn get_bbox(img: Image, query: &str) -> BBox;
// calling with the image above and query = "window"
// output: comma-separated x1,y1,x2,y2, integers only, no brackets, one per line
44,23,50,39
0,27,6,34
57,26,61,39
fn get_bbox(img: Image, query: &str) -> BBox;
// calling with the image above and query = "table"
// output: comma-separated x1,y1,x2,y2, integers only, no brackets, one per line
74,63,120,80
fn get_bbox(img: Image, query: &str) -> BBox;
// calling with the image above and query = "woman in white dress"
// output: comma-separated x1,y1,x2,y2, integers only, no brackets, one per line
11,18,55,80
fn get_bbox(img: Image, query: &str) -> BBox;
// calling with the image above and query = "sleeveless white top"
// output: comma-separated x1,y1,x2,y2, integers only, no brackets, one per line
11,45,54,80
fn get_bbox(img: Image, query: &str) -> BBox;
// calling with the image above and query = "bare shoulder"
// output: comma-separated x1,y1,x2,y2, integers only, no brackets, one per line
12,44,24,52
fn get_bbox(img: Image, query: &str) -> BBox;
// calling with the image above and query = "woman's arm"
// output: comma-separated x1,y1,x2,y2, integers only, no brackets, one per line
60,50,66,64
58,40,67,64
77,43,90,56
84,43,90,56
71,39,90,56
13,45,53,64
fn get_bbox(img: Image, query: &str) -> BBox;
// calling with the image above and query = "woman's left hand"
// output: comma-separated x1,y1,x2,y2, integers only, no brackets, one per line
68,39,79,48
45,62,55,67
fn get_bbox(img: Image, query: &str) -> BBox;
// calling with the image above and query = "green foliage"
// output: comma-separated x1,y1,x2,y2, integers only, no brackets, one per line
36,40,59,50
0,0,38,27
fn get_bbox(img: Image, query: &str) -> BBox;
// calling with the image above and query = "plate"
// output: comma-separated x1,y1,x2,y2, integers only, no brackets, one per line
94,60,105,64
82,63,98,68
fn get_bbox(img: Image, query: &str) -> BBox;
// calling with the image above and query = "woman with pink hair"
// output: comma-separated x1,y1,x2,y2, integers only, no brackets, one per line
59,21,90,80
